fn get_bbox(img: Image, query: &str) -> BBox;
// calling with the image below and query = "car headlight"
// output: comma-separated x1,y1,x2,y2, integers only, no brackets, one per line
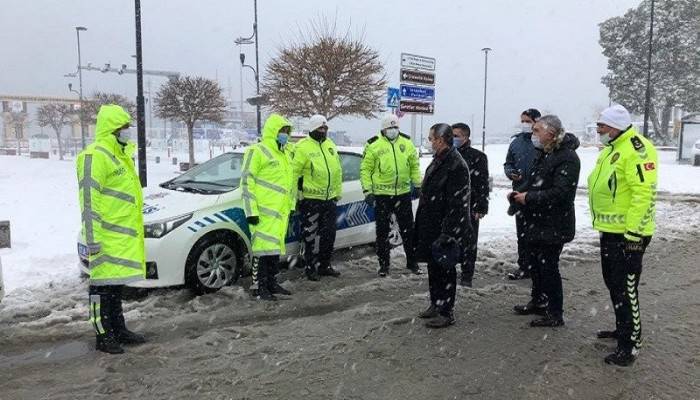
145,213,192,239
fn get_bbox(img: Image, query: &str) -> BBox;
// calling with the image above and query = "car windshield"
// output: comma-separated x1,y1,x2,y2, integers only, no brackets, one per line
164,153,242,193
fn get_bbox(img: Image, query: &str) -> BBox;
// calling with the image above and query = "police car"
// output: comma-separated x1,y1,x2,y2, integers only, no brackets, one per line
78,148,408,294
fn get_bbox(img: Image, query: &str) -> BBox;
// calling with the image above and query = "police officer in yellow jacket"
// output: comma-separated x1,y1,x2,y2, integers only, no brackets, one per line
588,104,658,367
77,104,146,354
292,115,343,281
361,114,422,277
240,114,296,300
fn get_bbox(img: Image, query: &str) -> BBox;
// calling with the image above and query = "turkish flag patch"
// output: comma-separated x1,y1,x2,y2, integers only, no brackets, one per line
644,162,656,171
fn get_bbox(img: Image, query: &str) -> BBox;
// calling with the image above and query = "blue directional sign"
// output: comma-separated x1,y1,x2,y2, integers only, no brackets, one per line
400,84,435,102
387,87,400,108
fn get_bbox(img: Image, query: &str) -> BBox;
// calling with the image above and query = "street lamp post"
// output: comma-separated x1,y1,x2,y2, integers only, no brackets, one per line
75,26,87,149
642,0,656,137
234,37,254,130
235,0,261,136
480,47,492,152
134,0,147,187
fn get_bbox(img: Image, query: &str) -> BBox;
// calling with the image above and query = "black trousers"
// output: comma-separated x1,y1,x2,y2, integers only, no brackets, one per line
600,233,651,350
89,285,127,338
461,217,480,281
253,255,281,289
527,243,564,317
299,199,337,273
375,193,416,270
427,260,457,317
515,214,529,272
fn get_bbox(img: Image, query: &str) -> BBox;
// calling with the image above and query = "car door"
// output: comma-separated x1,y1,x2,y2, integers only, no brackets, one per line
333,151,377,249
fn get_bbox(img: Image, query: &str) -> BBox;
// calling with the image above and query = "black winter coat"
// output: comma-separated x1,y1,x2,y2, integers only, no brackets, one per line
414,147,472,262
457,144,490,215
519,133,581,245
504,132,537,190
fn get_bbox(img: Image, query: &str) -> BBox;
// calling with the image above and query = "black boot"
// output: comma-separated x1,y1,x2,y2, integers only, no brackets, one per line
96,334,125,354
318,266,341,277
267,274,291,296
305,267,320,281
256,285,277,301
407,263,422,275
418,304,439,319
459,275,473,287
513,300,547,316
425,313,455,328
252,257,277,301
530,312,564,328
597,330,619,340
377,265,389,277
111,289,146,345
604,345,636,366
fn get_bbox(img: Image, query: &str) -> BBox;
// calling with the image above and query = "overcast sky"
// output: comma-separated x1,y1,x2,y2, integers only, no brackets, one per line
1,0,641,142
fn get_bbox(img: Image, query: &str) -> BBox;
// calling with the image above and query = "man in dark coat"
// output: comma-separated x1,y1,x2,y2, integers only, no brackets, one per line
452,123,489,287
414,123,472,328
504,108,541,281
511,115,580,327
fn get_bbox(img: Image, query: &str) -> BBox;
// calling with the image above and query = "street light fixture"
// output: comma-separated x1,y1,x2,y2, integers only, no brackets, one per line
480,47,492,152
75,26,88,149
234,0,261,136
234,37,254,130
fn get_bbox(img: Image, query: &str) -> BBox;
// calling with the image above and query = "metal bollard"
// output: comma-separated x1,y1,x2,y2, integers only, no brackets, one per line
172,157,178,166
155,156,160,164
0,221,10,249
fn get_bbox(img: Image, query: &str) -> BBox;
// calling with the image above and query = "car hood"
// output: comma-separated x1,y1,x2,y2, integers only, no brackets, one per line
142,187,221,223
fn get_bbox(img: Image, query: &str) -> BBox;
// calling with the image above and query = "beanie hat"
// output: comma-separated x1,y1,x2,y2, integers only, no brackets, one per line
598,105,632,131
381,114,400,130
307,114,327,132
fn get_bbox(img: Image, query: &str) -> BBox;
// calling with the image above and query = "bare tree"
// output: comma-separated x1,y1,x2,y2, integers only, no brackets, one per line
262,18,387,120
82,92,136,126
36,103,75,160
154,76,227,166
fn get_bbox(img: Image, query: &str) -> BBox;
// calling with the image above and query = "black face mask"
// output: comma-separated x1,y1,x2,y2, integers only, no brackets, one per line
309,130,326,142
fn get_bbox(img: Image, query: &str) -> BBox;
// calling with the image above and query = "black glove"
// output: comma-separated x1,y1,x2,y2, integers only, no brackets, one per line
412,187,422,200
434,233,457,248
246,216,260,226
624,239,645,253
364,193,376,208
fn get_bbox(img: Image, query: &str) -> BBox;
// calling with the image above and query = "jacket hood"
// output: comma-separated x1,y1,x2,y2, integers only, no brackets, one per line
95,104,131,142
261,113,292,145
559,132,580,151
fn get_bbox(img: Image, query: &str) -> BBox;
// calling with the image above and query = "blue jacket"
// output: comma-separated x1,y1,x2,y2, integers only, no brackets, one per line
504,132,536,190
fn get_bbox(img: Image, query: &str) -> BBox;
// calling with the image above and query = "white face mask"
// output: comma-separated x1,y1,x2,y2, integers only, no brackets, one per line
384,128,399,140
520,123,533,133
599,133,611,145
116,128,132,144
531,135,544,149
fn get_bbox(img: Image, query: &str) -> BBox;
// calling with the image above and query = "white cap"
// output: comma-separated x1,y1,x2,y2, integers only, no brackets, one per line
307,114,328,132
598,104,632,131
381,114,399,130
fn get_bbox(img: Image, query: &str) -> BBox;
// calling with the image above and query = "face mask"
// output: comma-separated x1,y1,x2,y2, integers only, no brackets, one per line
453,137,464,148
277,133,289,146
599,133,611,145
116,128,131,145
309,130,326,141
520,123,533,133
384,128,399,140
531,135,544,149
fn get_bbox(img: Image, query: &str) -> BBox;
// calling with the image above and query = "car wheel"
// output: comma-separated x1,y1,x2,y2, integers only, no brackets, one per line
186,231,240,295
388,214,403,248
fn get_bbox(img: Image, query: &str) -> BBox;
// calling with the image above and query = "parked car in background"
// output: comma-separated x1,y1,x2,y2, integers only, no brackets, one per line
693,139,700,166
78,148,408,294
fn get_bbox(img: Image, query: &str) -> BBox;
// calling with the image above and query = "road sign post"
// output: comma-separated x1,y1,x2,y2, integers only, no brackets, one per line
399,53,436,145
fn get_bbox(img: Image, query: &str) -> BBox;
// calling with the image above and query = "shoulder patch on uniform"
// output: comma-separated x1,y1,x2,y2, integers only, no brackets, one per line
367,136,379,144
399,132,411,140
399,144,406,153
610,152,620,164
630,136,645,152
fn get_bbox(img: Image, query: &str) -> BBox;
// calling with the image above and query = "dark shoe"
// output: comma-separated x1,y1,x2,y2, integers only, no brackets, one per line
318,266,341,277
253,286,277,301
378,267,388,277
513,301,547,316
459,276,473,287
269,282,292,296
305,269,320,281
407,265,423,275
597,330,619,340
604,347,636,367
96,335,125,354
529,314,564,328
507,269,530,280
116,329,146,345
418,305,439,319
425,314,455,329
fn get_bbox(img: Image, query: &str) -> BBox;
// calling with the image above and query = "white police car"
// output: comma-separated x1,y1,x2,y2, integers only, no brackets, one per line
78,148,408,294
